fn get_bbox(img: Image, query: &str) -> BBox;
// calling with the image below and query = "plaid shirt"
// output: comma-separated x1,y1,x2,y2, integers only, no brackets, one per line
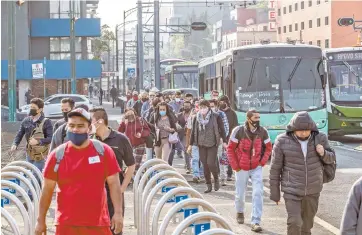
216,110,229,137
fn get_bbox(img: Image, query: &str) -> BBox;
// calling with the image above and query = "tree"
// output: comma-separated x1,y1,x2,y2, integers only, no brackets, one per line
92,24,116,60
169,35,185,58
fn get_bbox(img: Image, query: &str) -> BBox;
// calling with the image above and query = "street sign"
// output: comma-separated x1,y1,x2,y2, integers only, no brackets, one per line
102,72,119,77
194,222,211,234
191,22,207,31
127,68,136,78
32,63,44,79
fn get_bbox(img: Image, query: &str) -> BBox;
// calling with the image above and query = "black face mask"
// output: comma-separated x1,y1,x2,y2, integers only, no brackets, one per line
296,135,310,141
29,109,38,116
63,112,70,121
219,103,227,110
250,120,260,128
183,107,191,113
141,98,148,102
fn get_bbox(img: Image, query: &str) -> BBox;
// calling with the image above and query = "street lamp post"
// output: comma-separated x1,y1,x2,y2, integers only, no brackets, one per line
7,0,16,122
70,0,76,94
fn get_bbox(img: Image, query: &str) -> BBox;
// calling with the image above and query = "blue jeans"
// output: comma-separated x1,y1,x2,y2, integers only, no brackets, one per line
191,145,204,178
235,166,263,224
26,156,45,197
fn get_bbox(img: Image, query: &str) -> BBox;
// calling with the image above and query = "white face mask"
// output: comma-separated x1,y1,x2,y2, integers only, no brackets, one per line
211,107,216,112
175,98,181,102
89,121,101,135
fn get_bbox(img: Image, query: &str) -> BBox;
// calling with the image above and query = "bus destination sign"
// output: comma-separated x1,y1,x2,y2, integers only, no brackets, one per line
328,52,362,61
173,66,198,73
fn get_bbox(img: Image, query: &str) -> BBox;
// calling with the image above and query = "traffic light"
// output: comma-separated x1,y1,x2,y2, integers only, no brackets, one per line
16,0,25,6
338,18,354,26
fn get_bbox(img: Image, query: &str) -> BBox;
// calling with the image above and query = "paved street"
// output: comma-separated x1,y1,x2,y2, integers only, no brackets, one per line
2,102,361,234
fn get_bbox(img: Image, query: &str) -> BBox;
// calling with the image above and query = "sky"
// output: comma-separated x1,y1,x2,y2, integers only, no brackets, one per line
97,0,139,29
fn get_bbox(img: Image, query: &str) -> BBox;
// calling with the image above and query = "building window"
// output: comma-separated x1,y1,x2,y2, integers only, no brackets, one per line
309,41,313,45
309,20,313,28
295,23,298,31
283,26,286,33
278,27,281,34
50,37,82,60
317,18,321,27
308,0,312,7
283,7,286,14
325,0,329,2
325,16,329,25
301,22,305,30
295,3,298,11
325,39,329,48
301,1,305,9
289,5,292,13
317,40,321,46
289,24,292,32
50,0,81,18
278,8,281,16
263,26,268,31
317,0,321,4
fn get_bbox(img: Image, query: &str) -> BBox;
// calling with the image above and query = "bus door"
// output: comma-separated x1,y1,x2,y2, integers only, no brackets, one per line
199,73,205,97
222,65,233,104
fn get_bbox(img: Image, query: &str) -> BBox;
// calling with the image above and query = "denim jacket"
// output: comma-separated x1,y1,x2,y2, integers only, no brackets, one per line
13,113,53,147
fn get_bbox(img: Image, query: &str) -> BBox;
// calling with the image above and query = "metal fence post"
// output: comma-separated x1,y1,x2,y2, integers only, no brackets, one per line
151,187,203,235
2,166,41,197
1,190,31,235
136,163,176,231
1,180,35,234
7,161,44,184
133,158,167,227
1,207,21,235
199,228,236,235
157,198,217,235
142,177,189,234
172,212,233,235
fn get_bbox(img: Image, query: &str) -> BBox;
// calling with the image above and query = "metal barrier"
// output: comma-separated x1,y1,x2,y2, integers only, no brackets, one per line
143,179,191,235
1,171,39,218
6,161,44,184
1,190,31,235
136,163,176,230
172,212,233,235
2,166,41,197
1,207,21,235
156,198,217,235
1,180,35,232
149,187,203,235
199,229,236,235
133,158,168,227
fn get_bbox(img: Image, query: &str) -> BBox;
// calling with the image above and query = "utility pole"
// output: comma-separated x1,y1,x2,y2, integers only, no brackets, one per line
123,11,127,93
107,39,111,93
154,0,160,89
137,0,144,90
115,25,120,92
8,1,16,122
70,0,76,94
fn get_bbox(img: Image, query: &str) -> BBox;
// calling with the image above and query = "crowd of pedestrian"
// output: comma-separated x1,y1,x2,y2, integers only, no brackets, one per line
11,89,362,235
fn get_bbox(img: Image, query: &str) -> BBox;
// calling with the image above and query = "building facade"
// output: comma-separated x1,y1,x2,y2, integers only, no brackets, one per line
1,0,101,107
276,0,362,48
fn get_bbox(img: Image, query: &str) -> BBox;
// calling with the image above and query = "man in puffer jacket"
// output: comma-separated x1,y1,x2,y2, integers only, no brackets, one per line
227,109,272,232
269,111,336,235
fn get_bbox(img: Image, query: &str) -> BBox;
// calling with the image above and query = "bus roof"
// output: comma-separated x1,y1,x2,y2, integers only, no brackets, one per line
165,61,198,73
160,58,186,64
324,47,362,54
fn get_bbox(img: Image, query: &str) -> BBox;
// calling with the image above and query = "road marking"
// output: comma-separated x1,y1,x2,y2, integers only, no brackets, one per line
334,145,361,153
337,168,362,174
262,184,340,235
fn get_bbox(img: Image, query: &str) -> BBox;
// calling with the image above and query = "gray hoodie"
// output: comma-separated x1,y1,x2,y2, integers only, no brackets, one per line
340,177,362,235
48,123,69,153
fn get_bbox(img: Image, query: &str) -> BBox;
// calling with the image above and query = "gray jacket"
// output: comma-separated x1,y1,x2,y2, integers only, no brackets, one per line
340,177,362,235
48,123,69,153
269,111,336,202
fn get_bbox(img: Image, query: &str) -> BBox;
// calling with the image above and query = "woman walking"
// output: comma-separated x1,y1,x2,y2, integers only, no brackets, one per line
189,99,227,193
149,102,177,163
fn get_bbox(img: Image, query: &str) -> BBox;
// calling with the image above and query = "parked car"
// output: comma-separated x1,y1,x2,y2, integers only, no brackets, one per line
1,106,28,122
19,94,93,118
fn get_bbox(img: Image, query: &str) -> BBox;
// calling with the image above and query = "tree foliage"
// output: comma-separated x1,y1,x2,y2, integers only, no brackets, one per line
92,24,116,60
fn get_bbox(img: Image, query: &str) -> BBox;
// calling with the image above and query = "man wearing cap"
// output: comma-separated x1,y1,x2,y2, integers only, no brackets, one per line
126,91,139,108
35,108,124,235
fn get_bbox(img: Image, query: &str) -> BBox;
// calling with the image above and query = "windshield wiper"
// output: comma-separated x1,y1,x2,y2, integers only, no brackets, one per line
342,61,360,79
246,59,257,92
287,58,302,85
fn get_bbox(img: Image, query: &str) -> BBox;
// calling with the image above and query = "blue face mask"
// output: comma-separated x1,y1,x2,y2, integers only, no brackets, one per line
159,111,166,116
66,131,89,146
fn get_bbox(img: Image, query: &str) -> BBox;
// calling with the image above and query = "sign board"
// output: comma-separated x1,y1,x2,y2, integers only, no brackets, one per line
191,22,207,31
163,186,176,194
175,195,189,212
32,63,44,79
194,223,211,234
173,66,198,73
101,71,119,77
184,207,199,227
268,0,276,8
269,10,276,20
268,21,277,31
127,68,136,78
327,52,362,61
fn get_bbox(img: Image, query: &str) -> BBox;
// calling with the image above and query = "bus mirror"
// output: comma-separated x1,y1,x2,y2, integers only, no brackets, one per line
320,74,325,86
329,72,337,88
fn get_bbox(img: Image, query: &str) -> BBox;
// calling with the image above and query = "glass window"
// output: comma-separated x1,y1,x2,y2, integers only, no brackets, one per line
317,0,321,4
325,16,329,25
50,38,60,52
289,25,292,32
301,22,305,30
317,18,321,27
71,96,85,102
278,27,281,34
48,97,62,104
309,20,313,28
50,53,61,60
61,37,70,52
289,5,292,13
50,0,80,19
283,26,286,33
325,39,329,48
49,1,60,18
301,1,304,9
278,8,281,16
317,40,321,46
309,41,313,45
283,7,286,14
309,0,312,6
61,53,71,60
295,23,298,31
263,26,268,31
295,3,298,11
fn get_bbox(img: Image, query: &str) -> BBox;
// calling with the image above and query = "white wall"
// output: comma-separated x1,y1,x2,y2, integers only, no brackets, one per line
19,80,31,107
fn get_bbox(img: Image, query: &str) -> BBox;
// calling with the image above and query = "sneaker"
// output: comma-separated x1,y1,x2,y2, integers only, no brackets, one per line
251,224,262,232
227,177,232,181
236,213,244,224
193,176,200,183
221,179,227,186
186,169,191,174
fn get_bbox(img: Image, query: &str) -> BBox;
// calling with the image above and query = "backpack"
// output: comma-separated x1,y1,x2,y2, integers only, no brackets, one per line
26,118,50,161
53,139,105,173
313,134,337,183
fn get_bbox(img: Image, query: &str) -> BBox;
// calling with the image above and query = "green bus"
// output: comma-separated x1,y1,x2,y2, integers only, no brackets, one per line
324,47,362,136
163,61,199,90
198,43,328,143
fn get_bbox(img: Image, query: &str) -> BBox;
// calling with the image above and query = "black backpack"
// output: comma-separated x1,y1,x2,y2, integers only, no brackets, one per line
313,134,337,183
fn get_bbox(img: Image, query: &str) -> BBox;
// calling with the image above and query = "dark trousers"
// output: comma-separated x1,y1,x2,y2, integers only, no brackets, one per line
227,165,233,178
112,97,116,108
108,193,125,235
284,193,320,235
99,95,103,105
199,145,219,185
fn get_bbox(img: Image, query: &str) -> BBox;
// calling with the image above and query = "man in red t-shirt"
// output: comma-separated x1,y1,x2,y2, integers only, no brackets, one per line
35,108,124,235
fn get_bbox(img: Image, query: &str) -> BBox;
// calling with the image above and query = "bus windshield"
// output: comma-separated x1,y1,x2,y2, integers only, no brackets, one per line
174,71,199,89
329,62,362,102
234,58,324,113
